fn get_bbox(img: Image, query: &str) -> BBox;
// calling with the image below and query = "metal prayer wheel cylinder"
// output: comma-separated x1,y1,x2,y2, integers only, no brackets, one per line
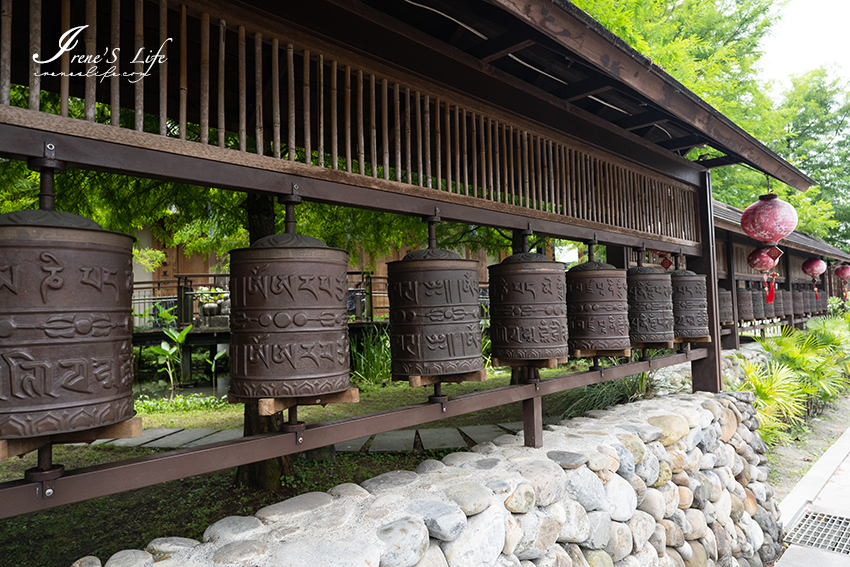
751,288,765,320
761,290,775,319
228,233,350,398
718,290,734,325
626,266,674,346
792,290,805,316
773,289,784,318
805,290,815,314
566,261,630,355
488,253,568,362
737,289,754,322
782,290,793,317
0,211,135,439
387,249,483,377
671,270,710,339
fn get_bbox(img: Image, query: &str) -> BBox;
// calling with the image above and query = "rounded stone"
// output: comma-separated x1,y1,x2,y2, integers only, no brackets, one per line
440,504,506,567
558,498,591,543
416,460,447,474
603,521,633,562
510,459,569,507
658,482,681,518
407,500,468,542
329,483,372,498
504,514,522,556
212,540,268,565
377,517,430,567
72,557,102,567
514,511,560,561
582,549,614,567
605,472,638,522
361,471,419,493
647,415,691,446
584,511,613,550
203,516,266,543
649,524,667,556
629,474,647,506
678,486,694,509
445,482,493,516
660,519,685,547
616,433,647,464
635,451,660,486
684,509,708,540
651,460,673,488
504,483,536,514
743,488,758,517
611,443,636,478
684,541,708,566
564,465,609,512
628,509,655,550
638,488,665,521
103,551,154,567
256,491,335,523
272,538,382,567
548,450,589,470
145,537,200,555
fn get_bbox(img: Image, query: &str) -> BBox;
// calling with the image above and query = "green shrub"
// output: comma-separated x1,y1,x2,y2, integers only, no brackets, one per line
351,326,393,388
553,371,657,420
134,393,229,413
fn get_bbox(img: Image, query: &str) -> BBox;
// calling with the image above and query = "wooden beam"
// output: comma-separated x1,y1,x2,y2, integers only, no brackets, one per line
698,155,742,169
613,109,669,131
658,134,706,152
468,31,536,62
550,76,614,102
0,418,143,462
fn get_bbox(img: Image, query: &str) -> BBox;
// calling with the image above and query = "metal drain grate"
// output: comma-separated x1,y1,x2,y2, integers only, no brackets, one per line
786,510,850,554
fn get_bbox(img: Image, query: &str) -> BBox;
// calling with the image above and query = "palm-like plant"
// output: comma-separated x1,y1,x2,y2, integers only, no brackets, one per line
731,359,807,446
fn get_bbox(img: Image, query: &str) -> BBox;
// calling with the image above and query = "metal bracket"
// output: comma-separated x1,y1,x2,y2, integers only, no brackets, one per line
27,142,65,172
429,395,448,413
281,421,306,444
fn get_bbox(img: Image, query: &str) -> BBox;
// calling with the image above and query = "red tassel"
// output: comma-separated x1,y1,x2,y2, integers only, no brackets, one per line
767,280,775,303
816,288,820,301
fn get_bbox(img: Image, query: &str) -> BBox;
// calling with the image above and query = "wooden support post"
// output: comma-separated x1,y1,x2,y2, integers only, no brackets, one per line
721,230,740,350
783,250,795,329
181,342,192,384
523,395,543,448
689,171,721,393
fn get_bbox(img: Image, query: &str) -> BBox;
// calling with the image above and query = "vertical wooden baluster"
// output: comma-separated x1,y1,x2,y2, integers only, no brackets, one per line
508,126,515,205
559,145,567,215
200,13,210,143
272,39,280,158
357,70,365,174
287,44,295,160
134,2,145,130
445,102,452,192
479,115,487,199
382,78,389,179
522,131,530,208
471,112,477,196
499,123,507,204
579,153,586,220
318,55,324,167
0,0,12,106
330,60,337,168
547,141,554,213
462,109,469,196
344,65,351,171
454,105,460,194
29,0,42,111
237,26,246,150
254,33,263,153
435,97,441,190
486,117,494,201
405,87,411,183
369,74,377,177
110,0,120,126
217,19,225,145
303,50,311,164
84,0,97,118
415,91,422,186
394,83,401,181
179,4,188,139
159,0,168,134
531,136,539,209
60,0,70,115
424,95,431,188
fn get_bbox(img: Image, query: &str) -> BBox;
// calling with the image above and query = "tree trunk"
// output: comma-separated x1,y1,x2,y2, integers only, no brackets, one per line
234,194,291,491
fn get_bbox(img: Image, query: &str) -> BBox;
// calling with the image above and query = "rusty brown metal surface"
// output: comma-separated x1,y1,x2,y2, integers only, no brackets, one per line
792,290,805,316
750,287,765,320
488,253,568,362
0,348,708,518
566,262,630,353
387,250,483,377
804,289,814,314
772,288,784,318
626,267,674,344
228,235,350,398
0,219,135,439
761,289,774,319
671,271,709,338
717,290,733,325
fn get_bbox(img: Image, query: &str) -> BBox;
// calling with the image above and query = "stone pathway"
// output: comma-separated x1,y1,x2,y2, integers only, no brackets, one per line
97,422,528,452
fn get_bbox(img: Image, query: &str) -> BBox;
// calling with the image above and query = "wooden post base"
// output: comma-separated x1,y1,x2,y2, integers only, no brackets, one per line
228,387,360,417
392,369,487,388
631,342,675,350
673,336,712,344
571,349,631,358
490,357,568,369
0,416,143,462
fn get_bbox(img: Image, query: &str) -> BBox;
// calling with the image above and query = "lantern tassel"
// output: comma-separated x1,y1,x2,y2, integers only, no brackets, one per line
815,287,820,301
767,279,775,303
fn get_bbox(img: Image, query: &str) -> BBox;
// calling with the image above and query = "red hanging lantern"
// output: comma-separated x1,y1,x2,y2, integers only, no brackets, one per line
748,247,779,303
836,264,850,300
802,257,827,301
741,194,798,246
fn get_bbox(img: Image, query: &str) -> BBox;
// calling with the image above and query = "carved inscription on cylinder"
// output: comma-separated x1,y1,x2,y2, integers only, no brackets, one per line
627,267,674,345
737,289,754,322
671,271,709,339
566,262,630,352
388,250,483,377
229,240,350,398
792,290,805,316
0,222,135,439
488,253,568,361
718,290,734,324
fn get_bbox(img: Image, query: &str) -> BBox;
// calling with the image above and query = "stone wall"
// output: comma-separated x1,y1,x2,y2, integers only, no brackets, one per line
74,391,783,567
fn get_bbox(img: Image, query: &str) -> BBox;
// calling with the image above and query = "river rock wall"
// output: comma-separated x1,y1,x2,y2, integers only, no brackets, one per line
75,391,783,567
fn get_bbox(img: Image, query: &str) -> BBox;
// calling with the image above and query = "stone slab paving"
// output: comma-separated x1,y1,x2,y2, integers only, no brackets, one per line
458,424,507,445
144,428,220,449
334,436,371,453
109,428,182,447
776,544,848,567
418,428,467,451
183,429,244,447
498,421,523,433
369,430,416,452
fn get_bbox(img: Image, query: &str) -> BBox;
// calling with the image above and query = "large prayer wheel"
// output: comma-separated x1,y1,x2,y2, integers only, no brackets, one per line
737,289,754,322
773,288,784,318
792,290,805,316
566,261,630,355
751,288,765,320
805,290,815,314
488,253,568,363
671,270,709,340
718,290,734,325
387,249,483,378
761,290,775,319
627,266,674,346
229,233,350,398
0,210,135,438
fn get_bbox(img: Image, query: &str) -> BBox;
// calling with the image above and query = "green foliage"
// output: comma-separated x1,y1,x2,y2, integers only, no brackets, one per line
134,393,229,413
149,325,193,397
132,247,166,272
552,372,658,420
351,326,394,388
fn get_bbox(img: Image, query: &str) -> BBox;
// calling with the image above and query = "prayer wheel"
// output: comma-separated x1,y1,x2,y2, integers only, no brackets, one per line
737,289,754,322
387,249,483,379
229,232,351,398
566,261,630,356
805,290,815,314
488,253,568,364
762,290,775,319
0,210,135,438
717,290,734,325
751,288,765,320
792,290,805,316
773,288,784,318
627,266,674,347
671,270,709,340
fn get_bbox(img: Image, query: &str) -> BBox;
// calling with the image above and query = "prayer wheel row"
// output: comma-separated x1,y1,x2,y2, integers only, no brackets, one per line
729,287,828,324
